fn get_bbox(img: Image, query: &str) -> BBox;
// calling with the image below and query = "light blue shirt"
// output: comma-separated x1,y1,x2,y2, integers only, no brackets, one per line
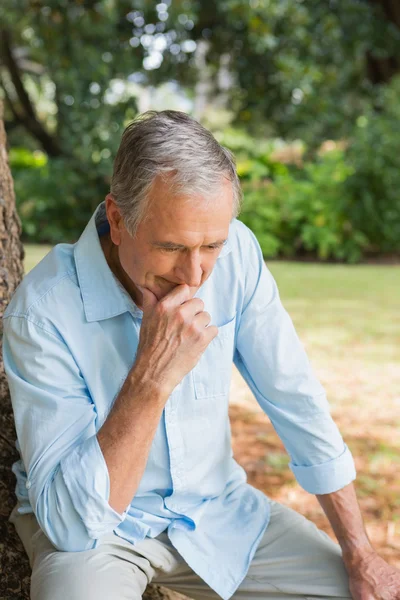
3,201,356,600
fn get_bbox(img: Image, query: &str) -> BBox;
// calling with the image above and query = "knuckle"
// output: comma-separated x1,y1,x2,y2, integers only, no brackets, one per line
175,310,186,326
189,324,202,341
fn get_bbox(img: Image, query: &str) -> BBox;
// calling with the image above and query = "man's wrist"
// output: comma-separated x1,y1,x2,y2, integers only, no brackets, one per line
128,360,172,402
316,483,377,574
341,539,375,570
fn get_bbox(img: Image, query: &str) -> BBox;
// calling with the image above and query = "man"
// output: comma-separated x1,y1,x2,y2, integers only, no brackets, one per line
3,110,399,600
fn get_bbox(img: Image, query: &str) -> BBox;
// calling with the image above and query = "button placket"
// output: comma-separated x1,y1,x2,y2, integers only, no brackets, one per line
164,389,186,506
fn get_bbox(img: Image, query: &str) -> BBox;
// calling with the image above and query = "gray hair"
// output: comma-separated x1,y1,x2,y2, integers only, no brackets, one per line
110,110,242,237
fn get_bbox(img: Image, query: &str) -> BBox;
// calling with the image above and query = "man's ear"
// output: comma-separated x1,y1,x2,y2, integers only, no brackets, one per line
105,193,123,246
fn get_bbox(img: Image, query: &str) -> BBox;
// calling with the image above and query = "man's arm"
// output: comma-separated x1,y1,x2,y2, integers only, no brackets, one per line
233,221,400,598
317,482,372,563
233,221,357,497
318,482,400,598
2,315,129,552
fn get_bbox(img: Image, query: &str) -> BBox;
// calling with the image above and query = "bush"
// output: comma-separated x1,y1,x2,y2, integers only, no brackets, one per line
239,149,369,263
10,149,110,243
343,75,400,254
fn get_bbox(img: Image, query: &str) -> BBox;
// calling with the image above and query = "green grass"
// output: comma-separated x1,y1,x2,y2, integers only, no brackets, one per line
266,261,400,364
23,244,53,275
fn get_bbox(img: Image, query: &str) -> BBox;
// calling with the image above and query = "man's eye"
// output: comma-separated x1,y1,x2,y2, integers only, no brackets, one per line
161,246,220,252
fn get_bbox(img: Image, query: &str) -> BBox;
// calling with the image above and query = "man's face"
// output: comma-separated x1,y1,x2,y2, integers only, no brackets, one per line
105,175,234,307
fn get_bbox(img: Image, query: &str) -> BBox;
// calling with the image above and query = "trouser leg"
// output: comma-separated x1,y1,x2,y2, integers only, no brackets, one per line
9,505,179,600
154,500,352,600
231,500,352,599
30,531,153,600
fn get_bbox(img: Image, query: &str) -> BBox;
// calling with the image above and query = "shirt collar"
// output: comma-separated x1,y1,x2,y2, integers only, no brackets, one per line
74,201,232,323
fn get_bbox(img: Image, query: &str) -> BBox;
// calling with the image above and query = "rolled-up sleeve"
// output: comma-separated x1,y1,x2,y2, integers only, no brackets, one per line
3,315,130,551
233,223,356,495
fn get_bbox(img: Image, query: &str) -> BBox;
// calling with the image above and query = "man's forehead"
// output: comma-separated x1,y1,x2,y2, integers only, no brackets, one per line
146,175,234,219
143,201,232,244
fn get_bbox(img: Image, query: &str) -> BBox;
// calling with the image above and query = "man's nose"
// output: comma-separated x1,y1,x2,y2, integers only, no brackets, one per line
175,254,203,287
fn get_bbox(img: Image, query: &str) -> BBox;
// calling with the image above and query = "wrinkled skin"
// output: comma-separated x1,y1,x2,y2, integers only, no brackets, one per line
349,552,400,600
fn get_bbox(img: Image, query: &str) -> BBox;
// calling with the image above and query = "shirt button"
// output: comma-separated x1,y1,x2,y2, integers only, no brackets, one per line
25,480,32,489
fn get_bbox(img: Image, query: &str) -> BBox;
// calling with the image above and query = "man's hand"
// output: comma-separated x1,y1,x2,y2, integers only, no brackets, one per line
133,283,218,395
317,483,400,599
348,551,400,600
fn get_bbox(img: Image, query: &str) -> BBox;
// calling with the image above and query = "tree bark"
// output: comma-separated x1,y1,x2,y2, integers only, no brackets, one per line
0,100,185,599
0,100,31,597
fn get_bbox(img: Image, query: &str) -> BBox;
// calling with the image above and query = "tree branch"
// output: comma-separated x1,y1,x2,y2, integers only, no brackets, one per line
0,29,63,157
1,30,36,120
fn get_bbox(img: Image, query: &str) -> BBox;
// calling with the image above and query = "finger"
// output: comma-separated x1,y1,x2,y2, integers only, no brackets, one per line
192,310,212,329
159,283,192,309
204,324,219,343
179,298,206,319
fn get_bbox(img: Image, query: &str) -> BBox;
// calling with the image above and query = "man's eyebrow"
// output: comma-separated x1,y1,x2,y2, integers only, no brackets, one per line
151,239,228,249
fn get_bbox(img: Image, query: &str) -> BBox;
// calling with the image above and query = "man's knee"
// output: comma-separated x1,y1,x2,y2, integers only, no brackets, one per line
251,500,351,598
30,546,149,600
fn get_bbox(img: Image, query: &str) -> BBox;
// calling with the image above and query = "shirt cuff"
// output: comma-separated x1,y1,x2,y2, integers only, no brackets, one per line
60,435,130,539
289,443,356,494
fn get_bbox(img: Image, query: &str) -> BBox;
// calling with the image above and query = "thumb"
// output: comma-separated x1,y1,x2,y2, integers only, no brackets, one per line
137,284,158,313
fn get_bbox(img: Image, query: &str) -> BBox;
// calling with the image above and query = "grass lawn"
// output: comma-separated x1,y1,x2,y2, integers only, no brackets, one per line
24,244,400,565
23,244,53,275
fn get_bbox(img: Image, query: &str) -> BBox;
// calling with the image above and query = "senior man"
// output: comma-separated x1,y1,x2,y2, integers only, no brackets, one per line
3,110,399,600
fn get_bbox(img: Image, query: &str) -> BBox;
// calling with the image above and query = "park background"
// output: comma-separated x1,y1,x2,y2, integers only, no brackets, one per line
0,0,399,596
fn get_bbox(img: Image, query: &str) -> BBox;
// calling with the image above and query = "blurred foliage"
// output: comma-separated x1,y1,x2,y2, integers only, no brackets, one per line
11,152,107,241
220,77,400,262
8,147,46,169
344,75,400,253
146,0,400,143
1,0,400,258
238,147,369,263
1,0,142,240
2,1,400,148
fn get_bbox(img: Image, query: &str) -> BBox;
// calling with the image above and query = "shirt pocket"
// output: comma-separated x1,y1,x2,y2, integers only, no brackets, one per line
192,314,236,399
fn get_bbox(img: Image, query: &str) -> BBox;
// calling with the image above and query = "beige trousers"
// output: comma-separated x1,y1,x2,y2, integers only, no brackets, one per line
9,498,351,600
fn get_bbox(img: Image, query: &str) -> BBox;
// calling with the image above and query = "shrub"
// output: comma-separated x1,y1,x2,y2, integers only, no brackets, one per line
343,75,400,254
10,149,109,243
240,149,369,263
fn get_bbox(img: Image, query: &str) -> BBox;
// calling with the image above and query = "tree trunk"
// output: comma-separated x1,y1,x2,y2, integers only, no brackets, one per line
0,101,186,599
367,0,400,84
0,99,32,597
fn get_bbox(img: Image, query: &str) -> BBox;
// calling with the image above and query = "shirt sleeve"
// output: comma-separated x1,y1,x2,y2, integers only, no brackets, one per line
2,315,131,552
233,223,356,495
